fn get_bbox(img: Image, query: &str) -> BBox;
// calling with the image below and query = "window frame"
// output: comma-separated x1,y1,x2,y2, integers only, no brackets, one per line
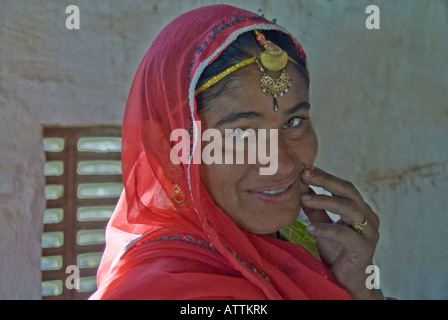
42,126,122,300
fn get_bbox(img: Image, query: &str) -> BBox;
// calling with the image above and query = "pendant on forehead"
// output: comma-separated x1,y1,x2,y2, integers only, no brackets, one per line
273,98,279,112
255,30,293,112
259,68,292,112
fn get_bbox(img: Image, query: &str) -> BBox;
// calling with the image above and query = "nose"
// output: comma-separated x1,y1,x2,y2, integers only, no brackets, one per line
258,131,296,177
275,135,296,176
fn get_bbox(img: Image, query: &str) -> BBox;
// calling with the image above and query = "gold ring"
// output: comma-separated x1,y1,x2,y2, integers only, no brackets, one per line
352,217,368,235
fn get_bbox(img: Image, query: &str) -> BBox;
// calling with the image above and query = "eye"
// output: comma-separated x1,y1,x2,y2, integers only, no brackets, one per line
226,128,255,139
283,117,304,129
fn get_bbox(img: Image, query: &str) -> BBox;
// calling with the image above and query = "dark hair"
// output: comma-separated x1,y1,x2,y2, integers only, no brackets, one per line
196,30,308,113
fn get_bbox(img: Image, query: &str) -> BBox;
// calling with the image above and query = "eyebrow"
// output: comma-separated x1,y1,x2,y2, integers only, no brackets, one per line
215,101,311,127
285,101,311,116
216,111,263,127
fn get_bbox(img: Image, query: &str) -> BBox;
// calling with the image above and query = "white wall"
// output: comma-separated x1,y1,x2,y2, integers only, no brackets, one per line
0,0,446,299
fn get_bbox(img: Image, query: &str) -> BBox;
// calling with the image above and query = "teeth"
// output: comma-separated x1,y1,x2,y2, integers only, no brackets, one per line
261,187,288,195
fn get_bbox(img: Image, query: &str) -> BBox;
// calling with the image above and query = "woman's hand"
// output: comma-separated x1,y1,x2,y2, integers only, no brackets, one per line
301,167,383,300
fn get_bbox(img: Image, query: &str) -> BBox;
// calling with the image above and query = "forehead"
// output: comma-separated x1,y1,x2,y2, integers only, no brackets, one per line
200,64,309,122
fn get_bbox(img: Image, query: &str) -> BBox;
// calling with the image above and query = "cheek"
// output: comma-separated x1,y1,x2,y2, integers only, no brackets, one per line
199,163,248,203
309,129,318,160
292,127,318,165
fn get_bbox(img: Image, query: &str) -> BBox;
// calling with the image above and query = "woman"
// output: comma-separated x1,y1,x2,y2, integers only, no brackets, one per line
90,4,382,300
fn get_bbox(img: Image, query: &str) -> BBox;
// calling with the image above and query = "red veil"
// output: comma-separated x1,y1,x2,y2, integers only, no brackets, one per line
90,4,351,300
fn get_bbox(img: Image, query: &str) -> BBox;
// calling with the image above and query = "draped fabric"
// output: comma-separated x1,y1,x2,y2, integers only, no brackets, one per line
90,4,351,300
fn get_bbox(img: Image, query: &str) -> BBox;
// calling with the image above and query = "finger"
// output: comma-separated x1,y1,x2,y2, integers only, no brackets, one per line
301,187,333,224
333,217,380,244
302,167,362,200
301,202,333,224
307,223,374,258
301,193,362,225
303,193,379,239
302,168,380,230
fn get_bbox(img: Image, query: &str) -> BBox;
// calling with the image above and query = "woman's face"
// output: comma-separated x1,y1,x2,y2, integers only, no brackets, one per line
198,64,317,235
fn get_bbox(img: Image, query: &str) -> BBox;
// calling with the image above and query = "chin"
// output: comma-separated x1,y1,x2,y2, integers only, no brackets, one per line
246,208,300,235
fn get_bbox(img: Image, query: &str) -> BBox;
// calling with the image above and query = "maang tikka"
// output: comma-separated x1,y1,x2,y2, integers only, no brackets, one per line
195,29,300,112
254,30,294,112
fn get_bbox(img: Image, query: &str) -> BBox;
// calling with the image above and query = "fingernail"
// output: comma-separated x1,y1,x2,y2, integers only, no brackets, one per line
307,224,316,232
304,169,314,177
301,194,312,201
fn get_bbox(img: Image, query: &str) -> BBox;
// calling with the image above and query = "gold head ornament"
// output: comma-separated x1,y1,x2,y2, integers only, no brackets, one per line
256,30,289,72
195,29,299,112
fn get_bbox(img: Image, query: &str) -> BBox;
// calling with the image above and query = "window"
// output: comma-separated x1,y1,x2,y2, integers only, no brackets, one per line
41,126,122,300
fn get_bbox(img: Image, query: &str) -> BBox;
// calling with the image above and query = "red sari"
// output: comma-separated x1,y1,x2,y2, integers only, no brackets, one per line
90,4,351,300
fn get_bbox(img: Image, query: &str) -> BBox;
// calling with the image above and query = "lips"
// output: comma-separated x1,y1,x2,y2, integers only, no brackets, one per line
247,179,298,203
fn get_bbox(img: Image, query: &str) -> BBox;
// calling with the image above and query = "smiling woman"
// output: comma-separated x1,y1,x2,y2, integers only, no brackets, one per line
197,49,316,235
90,4,383,300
